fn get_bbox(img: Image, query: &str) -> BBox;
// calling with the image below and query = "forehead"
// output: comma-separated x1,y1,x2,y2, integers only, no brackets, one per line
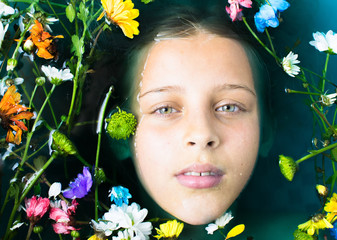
140,33,255,92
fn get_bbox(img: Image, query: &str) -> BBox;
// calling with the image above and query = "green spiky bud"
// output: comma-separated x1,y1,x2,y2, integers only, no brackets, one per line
106,107,137,140
51,131,77,156
279,155,297,181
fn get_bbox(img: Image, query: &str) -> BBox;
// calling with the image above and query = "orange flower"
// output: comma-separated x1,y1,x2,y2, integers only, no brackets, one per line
26,20,63,59
0,85,34,145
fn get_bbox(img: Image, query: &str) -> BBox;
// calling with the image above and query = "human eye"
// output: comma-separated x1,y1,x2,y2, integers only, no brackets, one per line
215,104,243,113
153,105,178,115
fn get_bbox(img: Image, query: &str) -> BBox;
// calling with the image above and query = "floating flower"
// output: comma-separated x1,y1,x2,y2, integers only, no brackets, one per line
25,20,63,59
154,220,184,239
49,182,62,199
91,219,118,237
205,212,234,235
109,186,132,206
41,65,73,85
254,0,289,33
63,166,93,199
279,155,297,181
48,130,77,156
112,229,132,240
0,85,34,145
282,51,300,77
225,224,245,240
25,196,50,225
298,213,333,235
49,199,79,234
309,31,337,54
325,193,337,223
0,21,9,49
321,93,337,107
225,0,252,22
97,0,140,39
106,107,137,140
0,2,15,17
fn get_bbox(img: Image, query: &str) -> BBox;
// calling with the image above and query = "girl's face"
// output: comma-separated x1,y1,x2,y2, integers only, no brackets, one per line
133,33,260,225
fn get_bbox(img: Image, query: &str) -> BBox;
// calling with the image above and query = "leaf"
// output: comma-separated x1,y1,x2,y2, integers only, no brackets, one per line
77,2,89,22
326,171,337,184
225,224,245,240
66,4,76,23
71,35,84,57
331,147,337,161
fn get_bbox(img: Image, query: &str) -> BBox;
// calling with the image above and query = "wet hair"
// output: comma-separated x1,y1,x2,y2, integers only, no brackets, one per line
120,6,273,156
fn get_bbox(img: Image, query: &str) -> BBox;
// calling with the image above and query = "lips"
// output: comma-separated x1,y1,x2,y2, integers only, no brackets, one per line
175,164,224,189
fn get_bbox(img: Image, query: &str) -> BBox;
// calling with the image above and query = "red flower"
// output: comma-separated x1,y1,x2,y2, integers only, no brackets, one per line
0,85,34,145
25,196,50,224
49,199,79,234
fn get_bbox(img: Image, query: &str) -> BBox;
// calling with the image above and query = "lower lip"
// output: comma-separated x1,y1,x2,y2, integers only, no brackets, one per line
176,174,223,189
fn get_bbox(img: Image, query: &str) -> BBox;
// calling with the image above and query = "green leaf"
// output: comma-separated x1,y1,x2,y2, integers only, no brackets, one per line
77,2,89,22
66,4,76,23
34,183,41,195
141,0,155,3
326,171,337,184
332,147,337,162
71,35,84,57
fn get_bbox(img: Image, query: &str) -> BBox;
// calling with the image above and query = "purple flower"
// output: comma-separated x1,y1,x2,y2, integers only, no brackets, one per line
63,167,93,199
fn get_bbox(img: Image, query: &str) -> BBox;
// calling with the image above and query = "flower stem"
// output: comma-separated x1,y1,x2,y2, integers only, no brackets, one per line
296,141,337,164
25,223,33,240
42,85,58,127
311,103,336,136
94,86,114,220
321,53,330,92
45,0,71,37
285,89,320,96
29,85,38,109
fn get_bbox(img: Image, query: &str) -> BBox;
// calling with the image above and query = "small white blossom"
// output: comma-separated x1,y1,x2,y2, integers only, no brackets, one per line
321,92,337,106
282,51,301,77
0,77,24,96
0,21,9,48
205,212,234,235
48,182,62,198
112,229,133,240
41,65,73,85
309,30,337,54
0,2,15,17
91,219,118,237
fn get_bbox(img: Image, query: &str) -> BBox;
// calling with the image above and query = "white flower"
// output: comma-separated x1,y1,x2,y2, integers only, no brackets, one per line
112,229,134,240
321,92,337,106
205,212,234,235
309,30,337,54
0,143,15,161
91,219,118,237
48,182,62,198
41,65,73,85
0,21,9,48
0,2,15,17
282,51,301,77
0,77,24,96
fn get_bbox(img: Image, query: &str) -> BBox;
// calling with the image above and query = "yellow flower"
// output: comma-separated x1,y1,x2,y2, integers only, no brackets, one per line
97,0,139,39
154,220,184,239
325,193,337,222
316,184,328,197
88,234,105,240
298,214,333,235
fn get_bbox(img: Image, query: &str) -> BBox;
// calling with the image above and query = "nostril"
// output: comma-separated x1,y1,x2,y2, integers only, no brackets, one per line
187,141,196,146
207,141,214,147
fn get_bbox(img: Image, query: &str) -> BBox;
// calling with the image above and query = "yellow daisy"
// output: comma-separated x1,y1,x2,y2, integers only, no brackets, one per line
298,214,333,235
154,220,184,240
325,193,337,222
97,0,139,39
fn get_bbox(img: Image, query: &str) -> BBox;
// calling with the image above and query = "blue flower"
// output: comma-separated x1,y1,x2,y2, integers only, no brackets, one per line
330,222,337,240
109,186,132,206
63,167,93,199
269,0,290,12
254,0,290,33
254,5,279,32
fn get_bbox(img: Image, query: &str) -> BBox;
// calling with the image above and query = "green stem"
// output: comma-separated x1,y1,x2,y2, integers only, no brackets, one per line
94,86,114,220
321,53,330,92
4,153,57,240
28,85,38,109
331,161,336,197
75,153,92,167
311,103,335,135
265,29,277,57
296,141,337,164
242,17,280,62
285,89,321,96
42,85,58,127
25,223,33,240
45,0,71,37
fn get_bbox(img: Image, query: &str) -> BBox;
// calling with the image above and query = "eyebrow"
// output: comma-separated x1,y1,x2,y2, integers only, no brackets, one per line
139,83,256,98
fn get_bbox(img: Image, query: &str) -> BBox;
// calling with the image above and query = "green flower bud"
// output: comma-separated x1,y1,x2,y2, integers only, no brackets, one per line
23,39,35,53
293,229,315,240
279,155,297,181
94,167,106,185
106,107,137,140
71,230,80,238
6,58,18,71
51,131,77,156
33,225,43,234
35,77,46,86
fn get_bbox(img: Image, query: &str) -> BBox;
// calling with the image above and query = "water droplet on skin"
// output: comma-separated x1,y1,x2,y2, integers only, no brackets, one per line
239,173,242,176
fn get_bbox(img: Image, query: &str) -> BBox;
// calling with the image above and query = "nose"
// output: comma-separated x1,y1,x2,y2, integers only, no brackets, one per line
183,110,220,149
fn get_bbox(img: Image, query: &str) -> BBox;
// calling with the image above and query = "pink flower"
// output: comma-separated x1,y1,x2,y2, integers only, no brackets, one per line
25,196,50,224
226,0,252,21
49,199,79,234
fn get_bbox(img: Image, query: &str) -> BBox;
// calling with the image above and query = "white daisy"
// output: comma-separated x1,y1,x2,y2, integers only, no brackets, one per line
41,65,73,85
112,229,133,240
205,212,234,235
0,2,15,17
309,30,337,54
91,219,118,237
321,92,337,106
0,21,9,48
282,51,301,77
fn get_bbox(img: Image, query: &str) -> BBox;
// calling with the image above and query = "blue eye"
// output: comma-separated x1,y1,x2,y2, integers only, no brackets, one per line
216,104,239,112
155,106,177,115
